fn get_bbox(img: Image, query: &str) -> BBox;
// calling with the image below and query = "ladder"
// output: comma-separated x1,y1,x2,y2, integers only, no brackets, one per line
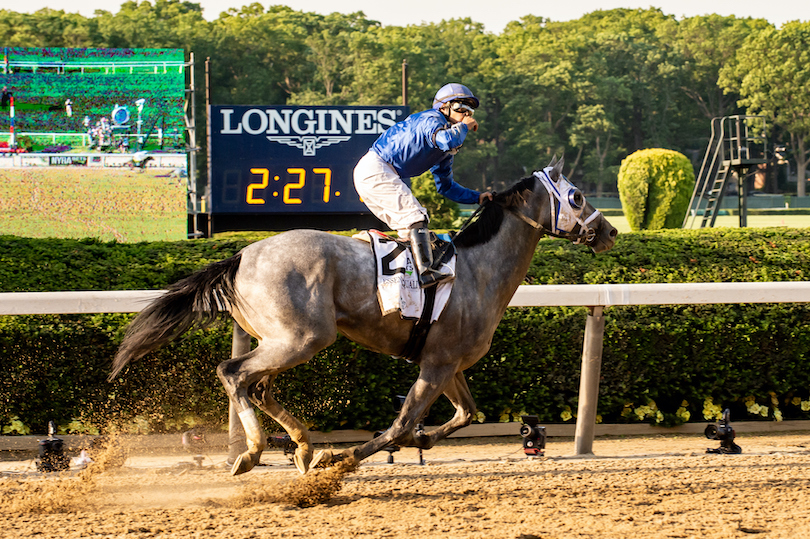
683,116,768,229
699,163,731,228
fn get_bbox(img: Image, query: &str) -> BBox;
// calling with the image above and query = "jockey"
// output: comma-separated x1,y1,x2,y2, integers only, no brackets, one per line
353,82,493,288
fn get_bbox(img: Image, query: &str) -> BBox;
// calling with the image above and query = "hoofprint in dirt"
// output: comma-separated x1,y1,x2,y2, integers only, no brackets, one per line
2,433,810,539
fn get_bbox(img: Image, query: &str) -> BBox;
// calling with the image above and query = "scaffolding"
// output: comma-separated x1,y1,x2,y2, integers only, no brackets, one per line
683,116,768,229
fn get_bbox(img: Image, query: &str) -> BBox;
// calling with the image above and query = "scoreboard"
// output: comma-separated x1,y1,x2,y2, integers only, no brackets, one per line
209,105,409,214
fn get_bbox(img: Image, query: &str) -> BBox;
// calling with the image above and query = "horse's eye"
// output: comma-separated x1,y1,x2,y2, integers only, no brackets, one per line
569,190,584,209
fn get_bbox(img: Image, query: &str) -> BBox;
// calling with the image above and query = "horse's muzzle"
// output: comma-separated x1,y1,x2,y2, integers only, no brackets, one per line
590,224,618,254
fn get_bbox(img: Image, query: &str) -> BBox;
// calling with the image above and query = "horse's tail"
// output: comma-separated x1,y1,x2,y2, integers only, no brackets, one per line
109,253,242,380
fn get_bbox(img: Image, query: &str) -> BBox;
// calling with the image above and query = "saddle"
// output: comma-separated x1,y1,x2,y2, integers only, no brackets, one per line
353,230,456,361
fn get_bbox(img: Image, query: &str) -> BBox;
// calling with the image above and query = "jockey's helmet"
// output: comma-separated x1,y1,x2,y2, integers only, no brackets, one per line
432,83,479,110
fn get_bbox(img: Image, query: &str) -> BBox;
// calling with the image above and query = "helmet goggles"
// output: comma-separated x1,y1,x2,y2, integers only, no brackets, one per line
450,100,476,117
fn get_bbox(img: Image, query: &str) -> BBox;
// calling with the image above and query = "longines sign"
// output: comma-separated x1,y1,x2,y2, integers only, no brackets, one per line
210,105,409,213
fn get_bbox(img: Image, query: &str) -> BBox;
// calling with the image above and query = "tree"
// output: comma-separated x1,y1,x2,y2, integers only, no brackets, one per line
569,104,621,195
720,21,810,196
93,0,208,49
575,9,684,152
666,14,769,120
492,16,589,184
492,9,695,193
0,9,97,47
209,5,315,105
0,4,765,200
289,11,380,105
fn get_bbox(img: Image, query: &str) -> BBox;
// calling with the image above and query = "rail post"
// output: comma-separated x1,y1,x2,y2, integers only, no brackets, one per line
574,306,605,455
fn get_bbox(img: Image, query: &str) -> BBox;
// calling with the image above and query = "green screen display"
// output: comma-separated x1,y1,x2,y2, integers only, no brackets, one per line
0,47,188,242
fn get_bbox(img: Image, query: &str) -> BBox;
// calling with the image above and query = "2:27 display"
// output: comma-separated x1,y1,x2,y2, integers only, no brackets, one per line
246,167,338,205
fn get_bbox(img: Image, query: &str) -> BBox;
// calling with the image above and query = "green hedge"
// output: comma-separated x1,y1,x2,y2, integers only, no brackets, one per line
1,227,809,435
618,149,694,231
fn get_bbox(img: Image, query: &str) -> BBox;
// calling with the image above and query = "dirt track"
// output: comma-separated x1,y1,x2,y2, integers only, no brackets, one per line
3,432,810,538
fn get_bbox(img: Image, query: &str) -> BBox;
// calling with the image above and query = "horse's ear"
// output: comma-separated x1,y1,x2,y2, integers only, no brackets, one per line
548,155,558,168
548,156,565,181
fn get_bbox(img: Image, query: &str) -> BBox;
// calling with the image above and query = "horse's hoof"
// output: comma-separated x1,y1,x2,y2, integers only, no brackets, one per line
293,447,313,475
414,430,431,449
310,449,333,469
230,451,259,476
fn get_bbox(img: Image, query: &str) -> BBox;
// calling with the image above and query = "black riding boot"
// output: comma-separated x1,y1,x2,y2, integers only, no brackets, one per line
410,223,454,288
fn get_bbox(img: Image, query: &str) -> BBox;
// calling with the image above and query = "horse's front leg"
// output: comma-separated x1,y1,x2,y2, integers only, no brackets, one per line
413,371,476,447
314,365,456,466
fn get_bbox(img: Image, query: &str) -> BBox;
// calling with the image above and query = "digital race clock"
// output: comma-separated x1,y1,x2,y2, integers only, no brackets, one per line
209,105,410,214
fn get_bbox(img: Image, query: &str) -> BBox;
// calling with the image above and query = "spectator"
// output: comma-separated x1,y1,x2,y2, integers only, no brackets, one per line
1,86,11,108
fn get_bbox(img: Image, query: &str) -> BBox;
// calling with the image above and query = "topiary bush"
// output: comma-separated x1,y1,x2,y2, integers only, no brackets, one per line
617,148,695,231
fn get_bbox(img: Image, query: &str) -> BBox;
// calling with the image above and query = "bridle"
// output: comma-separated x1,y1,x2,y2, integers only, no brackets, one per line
508,168,602,246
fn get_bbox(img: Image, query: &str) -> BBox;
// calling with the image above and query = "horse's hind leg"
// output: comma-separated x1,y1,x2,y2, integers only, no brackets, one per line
217,336,332,475
217,348,268,475
249,375,315,474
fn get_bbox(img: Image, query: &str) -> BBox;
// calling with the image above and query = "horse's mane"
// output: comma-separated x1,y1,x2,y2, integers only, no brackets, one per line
453,175,537,249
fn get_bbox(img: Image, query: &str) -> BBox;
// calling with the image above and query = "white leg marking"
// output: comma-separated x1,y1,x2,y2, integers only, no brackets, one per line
238,408,263,444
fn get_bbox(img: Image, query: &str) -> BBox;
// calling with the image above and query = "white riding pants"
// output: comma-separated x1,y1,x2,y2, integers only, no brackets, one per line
353,150,428,239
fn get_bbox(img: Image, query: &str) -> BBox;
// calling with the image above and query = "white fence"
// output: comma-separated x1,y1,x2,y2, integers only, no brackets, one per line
0,151,187,169
5,282,808,315
2,282,810,456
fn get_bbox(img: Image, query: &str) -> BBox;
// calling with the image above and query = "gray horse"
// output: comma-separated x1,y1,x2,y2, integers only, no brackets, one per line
111,157,617,475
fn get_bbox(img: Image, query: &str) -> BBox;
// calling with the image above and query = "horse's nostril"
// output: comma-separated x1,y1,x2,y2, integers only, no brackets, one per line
609,228,618,238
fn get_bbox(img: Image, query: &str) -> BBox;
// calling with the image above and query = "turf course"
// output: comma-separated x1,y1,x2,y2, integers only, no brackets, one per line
0,167,186,242
608,213,810,234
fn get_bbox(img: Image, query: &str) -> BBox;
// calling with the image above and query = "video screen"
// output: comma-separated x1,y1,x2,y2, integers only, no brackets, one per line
0,47,188,242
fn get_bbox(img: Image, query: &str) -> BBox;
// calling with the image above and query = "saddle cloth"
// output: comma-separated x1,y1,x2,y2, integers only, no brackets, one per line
354,230,454,322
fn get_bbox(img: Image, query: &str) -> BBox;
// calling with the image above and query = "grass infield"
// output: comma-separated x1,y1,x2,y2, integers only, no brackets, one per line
0,167,187,242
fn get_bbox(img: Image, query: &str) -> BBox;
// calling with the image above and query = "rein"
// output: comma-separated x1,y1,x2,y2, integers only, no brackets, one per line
434,166,601,259
509,205,600,245
400,172,599,359
426,201,488,263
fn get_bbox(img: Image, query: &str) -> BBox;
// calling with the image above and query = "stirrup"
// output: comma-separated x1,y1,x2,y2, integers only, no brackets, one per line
418,267,455,288
410,224,454,288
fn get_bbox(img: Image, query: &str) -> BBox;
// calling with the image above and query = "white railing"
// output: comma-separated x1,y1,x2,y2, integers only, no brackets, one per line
3,283,809,314
6,61,184,75
0,290,163,315
0,132,184,147
0,132,90,145
2,282,810,456
0,152,187,169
